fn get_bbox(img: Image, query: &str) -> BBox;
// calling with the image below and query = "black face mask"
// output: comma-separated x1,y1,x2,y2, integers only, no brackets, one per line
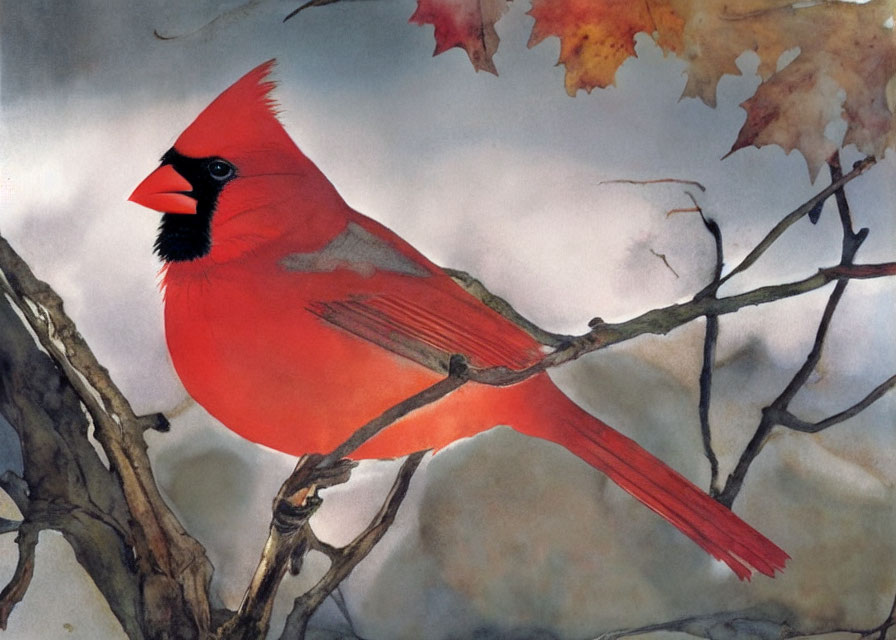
154,149,237,262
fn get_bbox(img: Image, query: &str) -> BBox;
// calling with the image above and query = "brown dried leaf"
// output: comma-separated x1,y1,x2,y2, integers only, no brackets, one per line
676,0,896,178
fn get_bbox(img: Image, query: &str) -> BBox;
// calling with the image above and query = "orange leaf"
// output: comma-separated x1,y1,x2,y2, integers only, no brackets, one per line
527,0,684,95
410,0,512,74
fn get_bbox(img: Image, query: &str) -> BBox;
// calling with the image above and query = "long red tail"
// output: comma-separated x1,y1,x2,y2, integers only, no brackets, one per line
510,374,788,580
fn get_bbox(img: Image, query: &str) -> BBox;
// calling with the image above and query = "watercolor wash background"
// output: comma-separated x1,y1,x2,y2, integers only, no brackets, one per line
1,1,895,638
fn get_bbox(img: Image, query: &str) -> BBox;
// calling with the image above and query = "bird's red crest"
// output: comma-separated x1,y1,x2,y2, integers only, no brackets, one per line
174,59,289,159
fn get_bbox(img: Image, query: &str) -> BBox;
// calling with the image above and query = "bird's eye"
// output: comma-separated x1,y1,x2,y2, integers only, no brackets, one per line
208,160,234,181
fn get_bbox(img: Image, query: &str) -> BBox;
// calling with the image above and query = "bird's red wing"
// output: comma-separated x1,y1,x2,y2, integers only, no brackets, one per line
308,286,545,374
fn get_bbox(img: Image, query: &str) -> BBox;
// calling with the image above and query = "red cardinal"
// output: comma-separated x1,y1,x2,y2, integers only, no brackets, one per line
129,60,787,580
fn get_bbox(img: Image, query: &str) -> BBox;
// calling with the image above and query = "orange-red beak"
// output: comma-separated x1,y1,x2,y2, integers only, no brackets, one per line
129,164,197,214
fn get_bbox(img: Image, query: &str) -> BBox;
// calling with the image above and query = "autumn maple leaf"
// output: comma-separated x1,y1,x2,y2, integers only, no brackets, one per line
409,0,896,178
688,0,896,179
410,0,511,74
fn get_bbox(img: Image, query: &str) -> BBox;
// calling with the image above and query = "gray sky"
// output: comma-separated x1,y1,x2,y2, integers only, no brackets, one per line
1,2,895,638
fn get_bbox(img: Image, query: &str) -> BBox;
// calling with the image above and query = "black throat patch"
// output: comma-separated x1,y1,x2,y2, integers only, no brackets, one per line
154,149,236,262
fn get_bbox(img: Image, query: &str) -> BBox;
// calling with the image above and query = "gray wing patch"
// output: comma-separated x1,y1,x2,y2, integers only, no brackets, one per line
279,222,430,278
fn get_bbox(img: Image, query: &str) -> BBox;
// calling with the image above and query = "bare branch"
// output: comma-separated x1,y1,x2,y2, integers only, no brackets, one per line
693,199,724,494
0,234,214,637
320,373,468,466
765,374,896,433
703,155,875,295
217,451,425,639
648,249,680,278
137,413,171,432
216,454,330,640
278,451,426,639
462,260,896,389
717,152,870,508
218,358,468,634
600,177,707,192
284,0,342,22
667,206,702,215
0,525,37,630
821,262,896,278
869,592,896,640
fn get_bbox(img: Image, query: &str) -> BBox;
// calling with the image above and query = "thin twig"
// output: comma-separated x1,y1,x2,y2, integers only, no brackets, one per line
700,155,875,297
283,0,342,22
869,592,896,640
601,177,707,192
826,263,896,278
649,249,680,278
327,586,358,637
699,310,721,495
765,375,896,433
667,206,702,216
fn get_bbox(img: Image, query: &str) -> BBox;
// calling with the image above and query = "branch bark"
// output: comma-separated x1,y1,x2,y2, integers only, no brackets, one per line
0,236,215,638
691,197,724,495
456,260,896,390
0,526,36,629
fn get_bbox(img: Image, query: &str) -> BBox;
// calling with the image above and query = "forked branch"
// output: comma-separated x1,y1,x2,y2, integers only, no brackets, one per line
717,153,882,508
